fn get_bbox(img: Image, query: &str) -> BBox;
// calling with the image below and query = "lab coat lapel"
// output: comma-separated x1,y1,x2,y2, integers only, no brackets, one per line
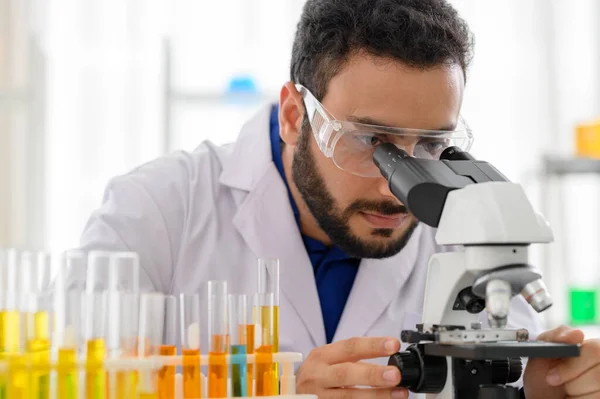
333,224,425,341
220,104,327,347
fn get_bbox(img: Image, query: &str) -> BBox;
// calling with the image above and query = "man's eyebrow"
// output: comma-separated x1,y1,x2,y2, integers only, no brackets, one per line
347,115,456,131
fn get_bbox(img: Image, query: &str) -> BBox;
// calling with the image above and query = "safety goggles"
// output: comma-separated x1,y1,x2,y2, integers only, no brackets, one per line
296,84,474,178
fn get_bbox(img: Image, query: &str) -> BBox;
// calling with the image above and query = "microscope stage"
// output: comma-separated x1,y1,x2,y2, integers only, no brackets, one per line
423,341,580,360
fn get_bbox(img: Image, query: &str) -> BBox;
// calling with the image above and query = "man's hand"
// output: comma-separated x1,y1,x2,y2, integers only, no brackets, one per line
296,336,409,399
524,325,600,398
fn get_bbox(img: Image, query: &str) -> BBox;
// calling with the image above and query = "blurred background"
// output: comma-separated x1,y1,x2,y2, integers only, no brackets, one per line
1,0,600,331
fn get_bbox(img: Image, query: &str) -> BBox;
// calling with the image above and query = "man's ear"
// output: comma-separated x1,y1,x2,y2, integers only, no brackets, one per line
278,82,304,146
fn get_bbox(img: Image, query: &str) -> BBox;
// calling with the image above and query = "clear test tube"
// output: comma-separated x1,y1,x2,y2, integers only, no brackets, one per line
208,281,228,398
254,292,275,396
86,250,112,293
138,293,165,396
55,290,82,399
35,252,54,293
108,252,140,293
229,294,248,397
64,249,87,292
158,295,177,399
180,293,201,399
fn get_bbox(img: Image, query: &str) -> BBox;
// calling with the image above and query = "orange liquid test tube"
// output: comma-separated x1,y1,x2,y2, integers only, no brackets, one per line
138,293,167,399
245,324,255,396
158,295,177,399
180,293,202,398
255,293,276,396
208,281,229,398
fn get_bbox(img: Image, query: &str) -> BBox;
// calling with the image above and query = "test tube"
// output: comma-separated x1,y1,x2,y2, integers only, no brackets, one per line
64,250,87,292
83,291,107,399
229,294,248,397
138,293,165,397
208,281,228,398
158,295,177,399
35,252,54,293
110,292,140,399
180,294,201,398
258,259,280,389
86,250,111,293
254,293,275,396
108,252,140,293
245,300,257,396
1,249,20,353
26,292,52,399
54,290,82,399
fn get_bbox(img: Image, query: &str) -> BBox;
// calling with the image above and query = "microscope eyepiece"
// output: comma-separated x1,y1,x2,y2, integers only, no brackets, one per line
440,146,475,161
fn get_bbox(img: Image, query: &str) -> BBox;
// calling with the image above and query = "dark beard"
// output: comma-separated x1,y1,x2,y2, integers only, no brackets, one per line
290,124,419,259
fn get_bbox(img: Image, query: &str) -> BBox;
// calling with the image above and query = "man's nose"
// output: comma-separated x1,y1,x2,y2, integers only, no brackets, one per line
376,175,401,202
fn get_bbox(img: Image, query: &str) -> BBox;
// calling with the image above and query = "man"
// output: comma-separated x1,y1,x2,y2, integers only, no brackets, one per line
80,0,600,398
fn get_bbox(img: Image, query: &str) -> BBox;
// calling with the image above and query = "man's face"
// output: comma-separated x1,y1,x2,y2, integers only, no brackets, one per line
291,54,465,259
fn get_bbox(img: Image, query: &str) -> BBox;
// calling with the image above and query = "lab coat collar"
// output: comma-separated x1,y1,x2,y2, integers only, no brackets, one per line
220,104,425,346
219,104,274,191
220,103,328,347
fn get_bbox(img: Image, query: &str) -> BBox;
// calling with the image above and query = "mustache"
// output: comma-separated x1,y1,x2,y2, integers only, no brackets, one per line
344,200,408,216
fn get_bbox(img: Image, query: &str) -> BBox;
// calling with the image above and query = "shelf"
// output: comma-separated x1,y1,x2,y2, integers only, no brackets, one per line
543,155,600,176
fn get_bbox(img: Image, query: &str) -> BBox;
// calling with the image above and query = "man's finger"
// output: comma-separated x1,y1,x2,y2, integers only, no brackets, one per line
547,339,600,387
323,362,401,388
566,392,600,399
537,325,585,344
564,363,600,397
327,387,409,399
313,337,401,364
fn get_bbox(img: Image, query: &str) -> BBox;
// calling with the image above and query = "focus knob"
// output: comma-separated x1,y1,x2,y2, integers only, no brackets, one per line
388,345,447,393
388,351,421,389
491,358,523,384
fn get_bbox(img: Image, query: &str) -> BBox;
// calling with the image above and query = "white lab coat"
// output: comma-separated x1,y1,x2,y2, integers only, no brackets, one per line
78,104,544,366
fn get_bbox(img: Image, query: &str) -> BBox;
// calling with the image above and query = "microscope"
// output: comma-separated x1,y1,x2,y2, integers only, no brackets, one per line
373,144,580,399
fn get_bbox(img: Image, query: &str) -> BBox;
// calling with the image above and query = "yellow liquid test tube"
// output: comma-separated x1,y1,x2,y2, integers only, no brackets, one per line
55,288,82,399
158,295,177,399
83,291,108,399
258,259,280,393
27,310,51,399
254,293,275,396
180,293,202,398
6,353,29,399
0,249,21,399
57,348,79,399
86,338,106,399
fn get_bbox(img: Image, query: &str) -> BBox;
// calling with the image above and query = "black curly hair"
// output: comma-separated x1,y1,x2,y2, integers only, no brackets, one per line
290,0,474,100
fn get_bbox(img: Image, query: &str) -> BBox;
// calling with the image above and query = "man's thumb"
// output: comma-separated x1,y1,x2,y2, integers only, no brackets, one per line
522,326,584,399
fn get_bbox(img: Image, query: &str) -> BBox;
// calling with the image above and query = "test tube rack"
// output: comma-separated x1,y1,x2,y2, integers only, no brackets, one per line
0,350,318,399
